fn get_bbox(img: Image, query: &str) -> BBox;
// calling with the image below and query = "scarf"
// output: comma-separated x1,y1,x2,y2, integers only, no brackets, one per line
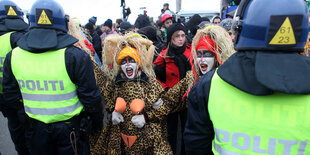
167,44,191,79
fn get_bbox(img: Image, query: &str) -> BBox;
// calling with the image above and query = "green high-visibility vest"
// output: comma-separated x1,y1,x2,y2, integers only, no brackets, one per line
209,71,310,155
11,47,84,124
0,32,13,93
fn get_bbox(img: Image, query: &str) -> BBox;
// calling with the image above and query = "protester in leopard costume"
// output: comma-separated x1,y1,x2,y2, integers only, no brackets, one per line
90,33,195,154
68,19,195,154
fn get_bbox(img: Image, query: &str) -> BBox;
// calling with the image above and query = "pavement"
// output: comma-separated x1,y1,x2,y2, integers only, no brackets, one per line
0,113,17,155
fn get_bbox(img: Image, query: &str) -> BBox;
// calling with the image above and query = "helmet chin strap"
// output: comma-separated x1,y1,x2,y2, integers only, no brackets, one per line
232,0,251,45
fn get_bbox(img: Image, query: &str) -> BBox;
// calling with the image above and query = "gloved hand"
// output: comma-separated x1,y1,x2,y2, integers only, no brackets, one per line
131,114,146,128
152,98,163,109
112,111,124,125
84,106,103,133
90,111,103,133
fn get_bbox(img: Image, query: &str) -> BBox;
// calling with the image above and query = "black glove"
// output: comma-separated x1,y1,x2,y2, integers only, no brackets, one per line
89,111,103,133
84,105,104,133
79,114,92,141
79,110,103,141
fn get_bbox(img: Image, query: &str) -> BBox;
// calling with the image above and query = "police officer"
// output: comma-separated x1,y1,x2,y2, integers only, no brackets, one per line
184,0,310,154
2,0,103,154
0,0,29,154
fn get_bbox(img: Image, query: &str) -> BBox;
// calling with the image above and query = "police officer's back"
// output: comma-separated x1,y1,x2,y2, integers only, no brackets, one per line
0,0,29,154
184,0,310,154
2,0,103,154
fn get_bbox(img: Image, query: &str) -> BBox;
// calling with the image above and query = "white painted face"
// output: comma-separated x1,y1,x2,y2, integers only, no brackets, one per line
121,57,138,79
197,49,215,74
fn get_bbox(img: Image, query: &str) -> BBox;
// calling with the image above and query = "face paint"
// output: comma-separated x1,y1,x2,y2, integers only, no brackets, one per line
121,57,138,79
196,49,215,74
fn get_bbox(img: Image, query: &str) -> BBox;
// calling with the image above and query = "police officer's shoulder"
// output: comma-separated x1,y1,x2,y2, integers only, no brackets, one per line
11,31,26,40
197,69,216,88
65,46,91,58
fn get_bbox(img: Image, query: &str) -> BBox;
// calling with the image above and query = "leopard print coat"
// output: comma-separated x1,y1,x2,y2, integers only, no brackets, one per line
155,71,195,116
91,69,173,155
90,60,194,154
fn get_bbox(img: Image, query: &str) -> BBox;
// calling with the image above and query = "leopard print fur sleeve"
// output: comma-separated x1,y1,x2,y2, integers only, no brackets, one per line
92,62,115,113
143,78,167,122
157,71,195,115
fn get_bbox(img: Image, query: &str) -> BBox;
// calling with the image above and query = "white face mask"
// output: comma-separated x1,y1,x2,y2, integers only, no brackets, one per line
197,49,216,74
121,57,138,79
197,57,215,75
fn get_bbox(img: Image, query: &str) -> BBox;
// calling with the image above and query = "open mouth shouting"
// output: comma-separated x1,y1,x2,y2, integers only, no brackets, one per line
126,67,134,77
197,57,215,75
200,63,209,72
197,49,215,75
121,57,138,79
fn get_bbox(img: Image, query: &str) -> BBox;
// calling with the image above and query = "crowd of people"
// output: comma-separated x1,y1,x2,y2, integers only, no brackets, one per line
0,0,310,154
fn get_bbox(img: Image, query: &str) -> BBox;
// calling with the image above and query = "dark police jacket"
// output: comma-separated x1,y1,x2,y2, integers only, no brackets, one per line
3,29,102,116
184,51,310,154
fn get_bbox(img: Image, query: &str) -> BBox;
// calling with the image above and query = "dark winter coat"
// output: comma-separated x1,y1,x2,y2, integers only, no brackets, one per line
184,51,310,154
91,32,102,60
3,29,102,117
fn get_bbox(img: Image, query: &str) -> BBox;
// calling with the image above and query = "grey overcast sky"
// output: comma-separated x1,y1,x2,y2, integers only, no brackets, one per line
13,0,221,25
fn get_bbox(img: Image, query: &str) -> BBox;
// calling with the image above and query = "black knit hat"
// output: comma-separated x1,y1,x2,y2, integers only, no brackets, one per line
120,21,133,31
85,22,94,31
103,19,113,29
134,14,151,29
185,14,202,36
138,26,157,42
167,23,187,44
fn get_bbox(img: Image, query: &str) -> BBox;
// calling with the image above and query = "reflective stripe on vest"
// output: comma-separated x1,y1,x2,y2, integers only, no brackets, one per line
24,101,82,115
0,32,13,93
11,47,83,124
209,70,310,155
21,90,77,101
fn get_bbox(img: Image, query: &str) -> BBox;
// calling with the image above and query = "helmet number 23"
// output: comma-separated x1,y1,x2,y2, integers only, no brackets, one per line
278,27,290,43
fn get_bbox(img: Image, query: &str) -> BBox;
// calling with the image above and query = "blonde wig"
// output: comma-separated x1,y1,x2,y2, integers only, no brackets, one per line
102,32,156,80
